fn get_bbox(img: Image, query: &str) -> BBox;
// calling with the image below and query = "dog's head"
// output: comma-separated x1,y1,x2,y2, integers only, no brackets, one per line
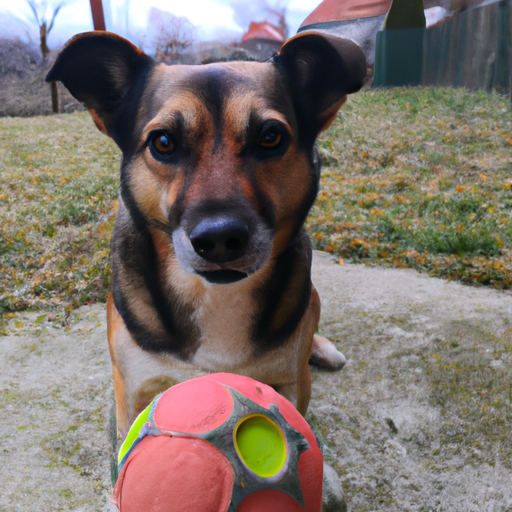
47,32,365,284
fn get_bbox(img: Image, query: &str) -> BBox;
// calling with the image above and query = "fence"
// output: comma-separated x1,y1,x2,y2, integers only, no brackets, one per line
422,0,511,94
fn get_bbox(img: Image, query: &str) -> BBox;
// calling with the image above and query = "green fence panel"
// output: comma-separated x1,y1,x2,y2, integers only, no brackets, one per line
374,27,425,86
372,0,510,94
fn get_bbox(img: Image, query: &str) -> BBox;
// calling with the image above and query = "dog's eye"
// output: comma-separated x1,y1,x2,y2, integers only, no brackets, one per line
259,127,282,149
150,131,175,156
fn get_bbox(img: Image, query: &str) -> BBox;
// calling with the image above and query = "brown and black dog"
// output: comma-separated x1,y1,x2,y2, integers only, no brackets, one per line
47,31,366,439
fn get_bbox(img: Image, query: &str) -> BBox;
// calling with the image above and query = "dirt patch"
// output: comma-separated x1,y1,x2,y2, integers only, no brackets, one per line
0,305,115,511
1,253,511,511
311,253,512,511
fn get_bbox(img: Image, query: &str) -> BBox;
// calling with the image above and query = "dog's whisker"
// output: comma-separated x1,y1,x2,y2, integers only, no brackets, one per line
146,216,174,236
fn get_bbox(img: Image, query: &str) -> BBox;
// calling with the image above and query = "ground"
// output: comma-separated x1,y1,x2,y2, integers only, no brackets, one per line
1,252,511,511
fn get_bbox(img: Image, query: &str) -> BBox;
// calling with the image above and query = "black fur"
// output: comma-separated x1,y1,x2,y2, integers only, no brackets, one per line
111,207,201,359
252,231,313,351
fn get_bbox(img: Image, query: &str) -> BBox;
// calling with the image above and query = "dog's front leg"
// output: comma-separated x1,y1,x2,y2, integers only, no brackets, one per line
106,294,199,439
274,363,312,416
273,282,322,415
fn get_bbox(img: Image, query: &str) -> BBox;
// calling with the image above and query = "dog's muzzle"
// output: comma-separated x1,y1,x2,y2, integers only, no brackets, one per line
172,213,273,284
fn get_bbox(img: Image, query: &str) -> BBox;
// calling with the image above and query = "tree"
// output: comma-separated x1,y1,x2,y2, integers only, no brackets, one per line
148,8,196,63
266,6,288,40
25,0,64,113
230,0,290,39
26,0,64,62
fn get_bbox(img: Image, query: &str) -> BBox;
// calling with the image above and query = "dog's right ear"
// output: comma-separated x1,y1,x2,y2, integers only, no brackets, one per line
46,31,153,141
275,31,366,145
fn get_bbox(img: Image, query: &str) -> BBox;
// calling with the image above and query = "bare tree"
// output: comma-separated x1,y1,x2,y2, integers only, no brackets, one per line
25,0,64,113
26,0,64,62
148,8,196,63
230,0,290,38
266,6,289,40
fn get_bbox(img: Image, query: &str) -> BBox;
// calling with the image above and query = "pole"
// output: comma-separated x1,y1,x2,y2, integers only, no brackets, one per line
89,0,106,31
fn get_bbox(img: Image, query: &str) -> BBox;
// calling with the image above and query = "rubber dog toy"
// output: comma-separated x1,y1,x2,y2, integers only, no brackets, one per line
112,373,323,511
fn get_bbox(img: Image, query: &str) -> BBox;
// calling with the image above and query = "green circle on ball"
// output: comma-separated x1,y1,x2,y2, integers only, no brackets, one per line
234,414,287,478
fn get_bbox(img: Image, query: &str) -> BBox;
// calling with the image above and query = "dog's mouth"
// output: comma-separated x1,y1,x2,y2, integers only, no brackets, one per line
195,269,249,284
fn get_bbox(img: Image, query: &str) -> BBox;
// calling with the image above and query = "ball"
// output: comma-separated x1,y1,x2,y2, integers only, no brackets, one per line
111,373,323,512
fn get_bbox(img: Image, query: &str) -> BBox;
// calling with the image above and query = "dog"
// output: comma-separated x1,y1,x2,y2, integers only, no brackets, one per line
47,30,366,439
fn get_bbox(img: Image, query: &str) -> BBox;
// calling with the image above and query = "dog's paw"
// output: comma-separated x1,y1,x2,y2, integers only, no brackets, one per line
309,335,346,371
322,462,347,512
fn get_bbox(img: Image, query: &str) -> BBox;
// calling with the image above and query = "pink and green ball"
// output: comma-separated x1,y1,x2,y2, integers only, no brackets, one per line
112,373,324,512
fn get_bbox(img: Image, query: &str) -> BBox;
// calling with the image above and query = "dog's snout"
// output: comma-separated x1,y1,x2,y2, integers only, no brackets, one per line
190,217,249,263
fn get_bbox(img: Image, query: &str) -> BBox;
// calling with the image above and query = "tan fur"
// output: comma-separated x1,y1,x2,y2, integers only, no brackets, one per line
88,108,109,136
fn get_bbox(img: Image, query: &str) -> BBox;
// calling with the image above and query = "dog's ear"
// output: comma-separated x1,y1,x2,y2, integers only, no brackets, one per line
275,31,367,142
46,31,153,141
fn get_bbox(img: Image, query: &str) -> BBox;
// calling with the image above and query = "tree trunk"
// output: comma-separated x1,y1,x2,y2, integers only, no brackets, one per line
50,81,59,114
40,23,50,62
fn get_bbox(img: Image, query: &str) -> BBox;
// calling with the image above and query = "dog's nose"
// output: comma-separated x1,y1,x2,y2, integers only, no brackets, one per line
189,217,249,263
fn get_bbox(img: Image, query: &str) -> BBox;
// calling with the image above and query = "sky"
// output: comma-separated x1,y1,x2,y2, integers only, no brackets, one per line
0,0,323,49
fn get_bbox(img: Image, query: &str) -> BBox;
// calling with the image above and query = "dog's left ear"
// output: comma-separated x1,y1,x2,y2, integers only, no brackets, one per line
275,31,367,141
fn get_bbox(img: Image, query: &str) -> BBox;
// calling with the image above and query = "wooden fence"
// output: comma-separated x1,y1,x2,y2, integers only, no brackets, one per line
422,0,511,94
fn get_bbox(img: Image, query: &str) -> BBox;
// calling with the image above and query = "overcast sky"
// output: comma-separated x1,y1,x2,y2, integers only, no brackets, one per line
0,0,322,48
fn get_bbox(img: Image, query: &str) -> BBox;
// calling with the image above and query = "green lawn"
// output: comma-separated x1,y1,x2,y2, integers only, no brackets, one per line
313,87,512,287
0,88,511,331
0,113,119,330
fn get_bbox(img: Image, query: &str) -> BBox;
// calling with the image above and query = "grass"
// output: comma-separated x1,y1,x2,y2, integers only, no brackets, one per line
0,88,511,332
0,113,119,331
311,87,512,287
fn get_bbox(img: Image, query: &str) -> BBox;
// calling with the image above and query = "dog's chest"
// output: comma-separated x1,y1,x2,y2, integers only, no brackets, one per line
165,262,257,369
